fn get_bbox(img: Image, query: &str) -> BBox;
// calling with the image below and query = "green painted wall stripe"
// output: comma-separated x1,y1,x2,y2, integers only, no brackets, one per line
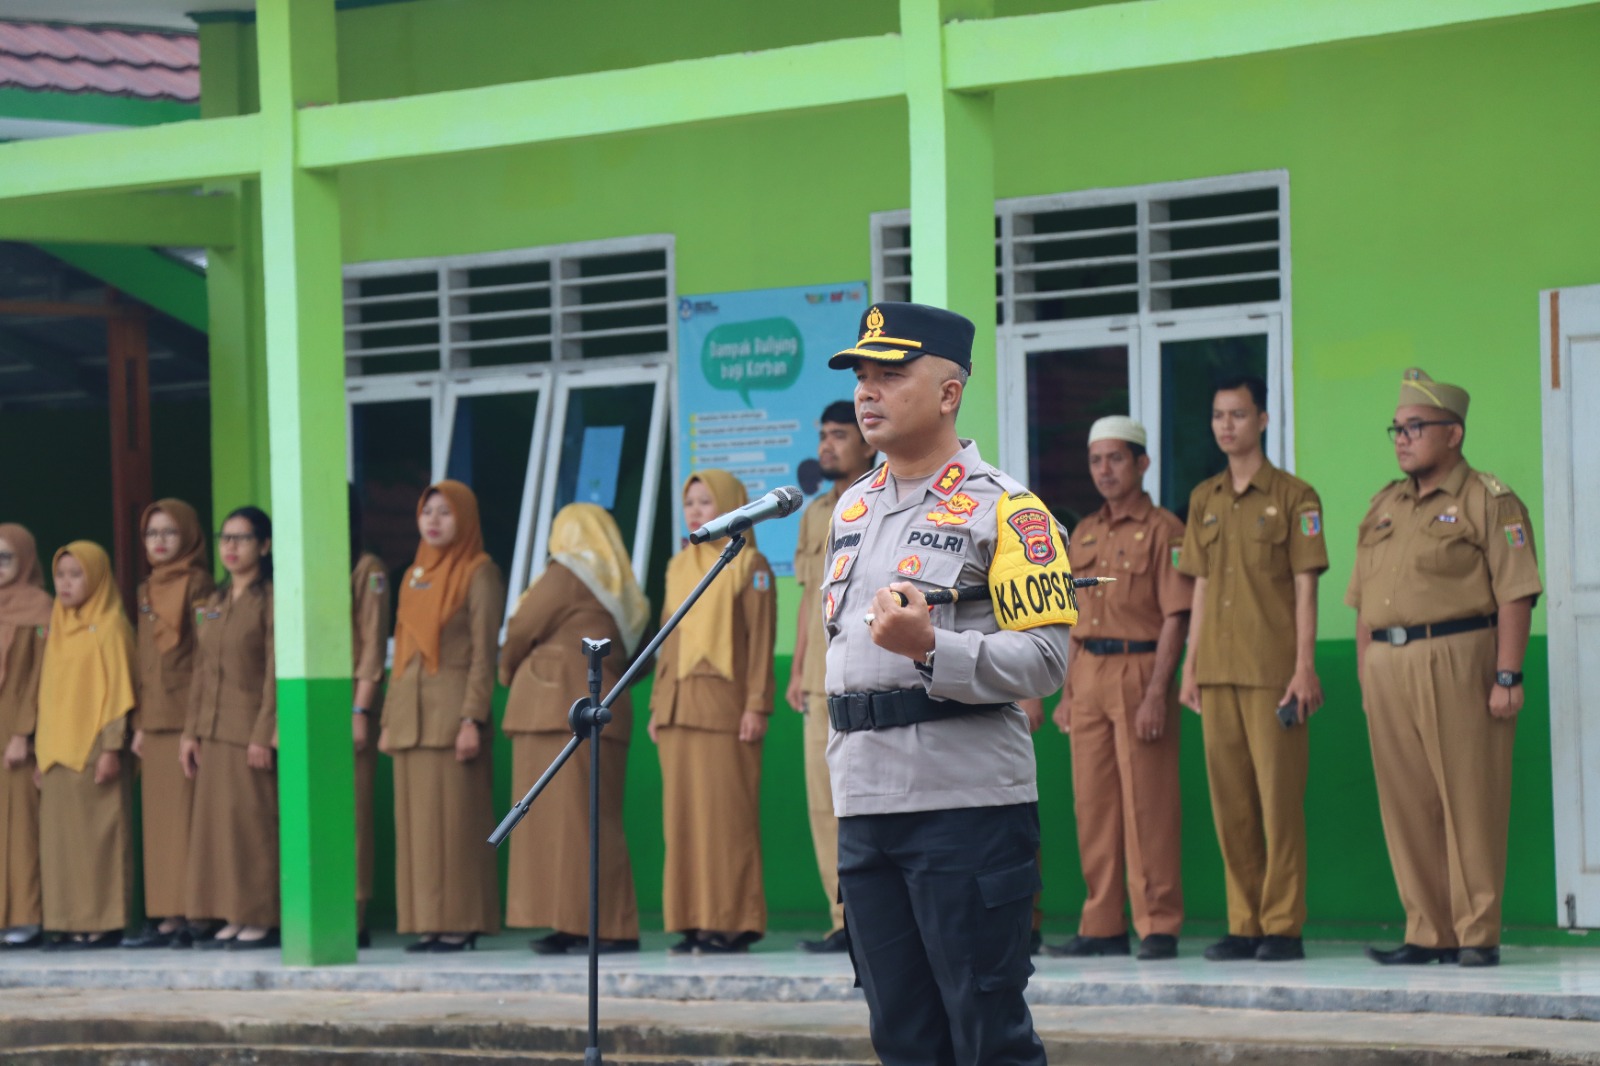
945,0,1600,89
297,33,905,170
0,87,200,127
0,191,237,248
39,243,208,332
0,114,260,201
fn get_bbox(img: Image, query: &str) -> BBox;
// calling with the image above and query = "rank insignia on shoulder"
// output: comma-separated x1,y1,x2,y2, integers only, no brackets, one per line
933,462,966,496
943,491,980,516
753,571,772,591
1299,510,1322,536
869,464,889,490
841,498,868,522
1505,522,1527,548
896,555,923,577
369,572,386,593
926,510,968,527
989,493,1078,632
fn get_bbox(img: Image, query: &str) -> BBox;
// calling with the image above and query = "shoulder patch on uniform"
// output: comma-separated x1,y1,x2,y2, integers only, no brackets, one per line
841,498,868,522
932,462,966,497
1299,509,1322,537
369,571,386,594
1477,471,1511,497
989,493,1078,632
753,570,771,591
1170,541,1182,569
1504,522,1528,548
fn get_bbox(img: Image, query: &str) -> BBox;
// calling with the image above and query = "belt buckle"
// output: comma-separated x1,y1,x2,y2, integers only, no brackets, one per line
850,692,874,731
1386,626,1408,646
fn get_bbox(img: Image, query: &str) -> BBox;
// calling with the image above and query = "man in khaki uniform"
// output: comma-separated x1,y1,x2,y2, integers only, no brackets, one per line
1178,374,1327,962
787,399,876,953
1351,368,1541,969
1042,415,1191,961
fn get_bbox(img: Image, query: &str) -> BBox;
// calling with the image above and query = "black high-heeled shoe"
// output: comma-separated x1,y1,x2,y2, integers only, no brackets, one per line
225,928,281,951
428,933,478,953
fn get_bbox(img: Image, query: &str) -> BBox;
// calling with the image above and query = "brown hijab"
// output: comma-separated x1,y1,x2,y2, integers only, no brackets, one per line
141,498,208,654
0,523,53,685
393,480,491,675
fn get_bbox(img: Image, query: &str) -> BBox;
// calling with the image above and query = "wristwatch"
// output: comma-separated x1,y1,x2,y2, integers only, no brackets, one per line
1494,670,1523,688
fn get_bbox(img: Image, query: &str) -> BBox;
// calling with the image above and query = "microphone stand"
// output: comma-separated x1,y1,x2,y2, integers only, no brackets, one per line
489,532,750,1065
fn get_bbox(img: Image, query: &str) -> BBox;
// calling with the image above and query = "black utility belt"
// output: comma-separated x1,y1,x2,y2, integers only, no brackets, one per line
1371,614,1496,646
827,689,1009,733
1080,638,1158,656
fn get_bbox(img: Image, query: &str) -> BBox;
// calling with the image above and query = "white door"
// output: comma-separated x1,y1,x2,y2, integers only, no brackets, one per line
1543,284,1600,928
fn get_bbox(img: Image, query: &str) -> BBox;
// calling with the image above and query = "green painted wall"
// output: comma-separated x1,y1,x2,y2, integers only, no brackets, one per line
202,1,1596,939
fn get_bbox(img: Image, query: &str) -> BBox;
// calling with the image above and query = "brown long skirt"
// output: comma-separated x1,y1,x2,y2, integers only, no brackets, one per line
355,743,377,925
507,733,638,940
392,746,500,934
183,739,279,928
0,759,40,927
40,758,131,933
657,726,765,936
138,730,193,918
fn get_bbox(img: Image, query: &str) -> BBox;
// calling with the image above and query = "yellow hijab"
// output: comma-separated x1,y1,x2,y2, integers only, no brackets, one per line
548,503,651,656
666,470,758,681
394,480,492,675
37,542,136,773
0,523,53,687
141,498,208,654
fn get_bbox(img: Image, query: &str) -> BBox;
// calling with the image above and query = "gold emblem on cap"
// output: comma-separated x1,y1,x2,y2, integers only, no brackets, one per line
865,306,884,333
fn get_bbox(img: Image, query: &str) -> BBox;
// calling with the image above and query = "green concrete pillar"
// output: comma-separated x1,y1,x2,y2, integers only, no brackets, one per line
256,0,358,966
901,0,999,455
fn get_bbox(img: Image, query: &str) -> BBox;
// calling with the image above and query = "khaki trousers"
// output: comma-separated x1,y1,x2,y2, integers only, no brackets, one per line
1363,629,1510,948
804,694,845,934
1070,651,1183,937
1200,684,1307,937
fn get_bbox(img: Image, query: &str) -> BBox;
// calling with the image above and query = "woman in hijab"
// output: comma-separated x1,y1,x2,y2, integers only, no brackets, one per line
380,480,504,952
500,503,649,955
0,524,51,949
180,506,279,950
649,470,777,955
348,485,390,947
36,541,136,949
124,499,214,949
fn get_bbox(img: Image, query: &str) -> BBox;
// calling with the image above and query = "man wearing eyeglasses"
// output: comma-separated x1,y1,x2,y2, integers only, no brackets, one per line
1349,368,1541,969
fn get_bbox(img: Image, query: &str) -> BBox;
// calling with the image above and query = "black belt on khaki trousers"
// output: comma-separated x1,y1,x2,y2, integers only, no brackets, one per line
1370,613,1496,646
1080,638,1158,655
827,688,1009,733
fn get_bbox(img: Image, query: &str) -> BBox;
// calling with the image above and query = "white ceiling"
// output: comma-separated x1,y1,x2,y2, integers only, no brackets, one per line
0,1,252,30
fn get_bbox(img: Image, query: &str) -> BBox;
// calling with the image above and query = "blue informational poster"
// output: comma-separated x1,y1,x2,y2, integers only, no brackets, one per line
676,282,869,577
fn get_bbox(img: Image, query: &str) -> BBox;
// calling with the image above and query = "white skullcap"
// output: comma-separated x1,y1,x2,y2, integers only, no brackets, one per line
1087,415,1147,448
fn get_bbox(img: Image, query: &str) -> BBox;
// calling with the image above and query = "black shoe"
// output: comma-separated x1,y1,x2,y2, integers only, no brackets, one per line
197,933,233,951
668,932,700,955
1256,935,1304,961
1458,946,1500,968
1045,933,1130,957
225,928,280,951
1029,929,1043,956
531,931,584,955
0,930,42,950
404,937,438,954
797,929,849,954
122,922,176,949
1137,934,1179,961
1366,943,1458,965
357,929,372,950
1203,935,1262,961
696,931,758,954
428,933,478,953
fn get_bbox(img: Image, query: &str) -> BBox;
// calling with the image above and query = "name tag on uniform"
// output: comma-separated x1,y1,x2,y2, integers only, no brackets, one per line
1434,514,1458,524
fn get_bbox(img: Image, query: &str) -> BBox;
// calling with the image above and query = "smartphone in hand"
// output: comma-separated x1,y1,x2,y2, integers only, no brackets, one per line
1276,697,1301,729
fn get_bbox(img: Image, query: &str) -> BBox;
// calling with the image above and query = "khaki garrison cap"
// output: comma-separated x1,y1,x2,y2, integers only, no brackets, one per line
1398,367,1469,422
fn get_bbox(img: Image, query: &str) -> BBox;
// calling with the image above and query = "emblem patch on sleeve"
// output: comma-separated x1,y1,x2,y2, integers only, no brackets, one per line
1505,522,1527,548
754,571,771,591
1299,510,1322,536
989,493,1079,631
369,572,386,593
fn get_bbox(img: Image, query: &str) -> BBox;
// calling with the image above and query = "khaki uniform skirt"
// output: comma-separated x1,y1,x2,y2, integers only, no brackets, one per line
183,738,279,928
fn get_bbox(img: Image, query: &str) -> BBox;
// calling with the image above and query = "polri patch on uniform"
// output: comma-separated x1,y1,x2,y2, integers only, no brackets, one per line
896,555,923,577
943,491,980,516
906,528,967,557
926,510,968,527
1505,522,1527,548
1006,508,1059,565
841,498,868,522
753,571,772,591
1299,510,1322,536
932,462,966,497
369,572,386,593
830,552,854,582
824,591,836,620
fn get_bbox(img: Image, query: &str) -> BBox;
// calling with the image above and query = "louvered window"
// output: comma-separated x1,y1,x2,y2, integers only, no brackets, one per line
871,173,1286,326
344,239,672,375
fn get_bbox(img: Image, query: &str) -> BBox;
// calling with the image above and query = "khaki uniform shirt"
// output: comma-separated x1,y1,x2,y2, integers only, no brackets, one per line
823,439,1072,817
794,483,843,697
385,563,504,750
1069,493,1192,645
135,570,215,733
0,625,45,740
351,553,390,720
499,562,634,742
185,582,276,749
649,549,777,731
1178,461,1328,687
1345,462,1542,627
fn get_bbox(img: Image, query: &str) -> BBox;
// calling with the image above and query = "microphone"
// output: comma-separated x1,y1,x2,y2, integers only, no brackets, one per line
688,485,806,544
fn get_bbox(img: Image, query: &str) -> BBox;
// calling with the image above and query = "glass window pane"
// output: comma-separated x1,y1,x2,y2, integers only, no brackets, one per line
445,391,540,576
351,399,432,610
551,383,658,559
1025,345,1131,530
1158,333,1268,519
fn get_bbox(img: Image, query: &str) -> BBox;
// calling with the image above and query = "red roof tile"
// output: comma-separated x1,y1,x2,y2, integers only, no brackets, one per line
0,20,198,103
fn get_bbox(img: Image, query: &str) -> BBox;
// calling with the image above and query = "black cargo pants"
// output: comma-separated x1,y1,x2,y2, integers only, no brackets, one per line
838,802,1046,1066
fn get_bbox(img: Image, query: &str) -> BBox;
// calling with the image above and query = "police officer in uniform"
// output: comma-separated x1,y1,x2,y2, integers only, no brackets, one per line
787,400,876,953
824,302,1073,1066
1042,415,1191,961
1351,369,1541,968
1177,374,1327,962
